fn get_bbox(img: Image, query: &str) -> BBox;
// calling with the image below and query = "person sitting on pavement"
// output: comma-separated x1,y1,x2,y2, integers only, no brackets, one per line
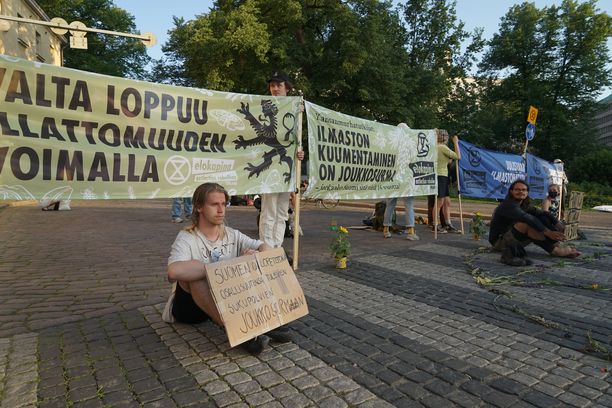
383,123,420,241
166,182,293,355
489,179,580,266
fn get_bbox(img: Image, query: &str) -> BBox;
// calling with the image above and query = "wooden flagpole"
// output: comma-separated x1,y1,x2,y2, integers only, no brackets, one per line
455,161,464,234
292,95,304,270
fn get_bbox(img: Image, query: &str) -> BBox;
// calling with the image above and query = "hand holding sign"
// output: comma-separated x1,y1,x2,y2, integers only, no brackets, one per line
205,247,308,347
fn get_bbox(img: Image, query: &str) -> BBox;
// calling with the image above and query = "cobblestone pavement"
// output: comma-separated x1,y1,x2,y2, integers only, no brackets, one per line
0,200,611,407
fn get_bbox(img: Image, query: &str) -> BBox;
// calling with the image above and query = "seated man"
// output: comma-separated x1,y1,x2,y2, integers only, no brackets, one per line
166,182,293,355
489,179,580,266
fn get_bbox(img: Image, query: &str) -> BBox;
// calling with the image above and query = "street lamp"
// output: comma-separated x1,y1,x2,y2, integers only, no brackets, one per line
0,14,156,49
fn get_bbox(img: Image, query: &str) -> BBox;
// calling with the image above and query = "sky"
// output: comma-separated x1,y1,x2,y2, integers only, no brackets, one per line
114,0,611,95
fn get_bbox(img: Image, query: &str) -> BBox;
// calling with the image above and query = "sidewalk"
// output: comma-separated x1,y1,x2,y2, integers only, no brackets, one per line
0,200,611,407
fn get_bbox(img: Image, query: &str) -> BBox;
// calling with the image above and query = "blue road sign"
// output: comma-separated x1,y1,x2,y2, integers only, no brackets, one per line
525,123,536,141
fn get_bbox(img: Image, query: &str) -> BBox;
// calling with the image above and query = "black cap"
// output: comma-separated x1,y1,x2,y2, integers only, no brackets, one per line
267,71,293,88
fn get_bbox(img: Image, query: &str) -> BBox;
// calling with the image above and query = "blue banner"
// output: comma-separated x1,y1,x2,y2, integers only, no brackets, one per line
458,140,565,200
458,140,525,199
525,153,565,200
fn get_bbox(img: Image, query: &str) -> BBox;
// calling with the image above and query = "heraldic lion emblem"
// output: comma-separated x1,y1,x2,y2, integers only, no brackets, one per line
233,100,295,183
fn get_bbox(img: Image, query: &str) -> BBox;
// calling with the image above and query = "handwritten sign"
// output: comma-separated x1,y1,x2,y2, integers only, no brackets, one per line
205,247,308,347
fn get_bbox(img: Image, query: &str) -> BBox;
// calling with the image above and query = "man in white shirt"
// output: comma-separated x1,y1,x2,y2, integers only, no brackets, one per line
258,71,304,251
166,182,292,354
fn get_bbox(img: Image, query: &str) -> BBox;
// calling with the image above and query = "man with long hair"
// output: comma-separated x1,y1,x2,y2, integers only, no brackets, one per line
166,182,292,355
489,179,580,266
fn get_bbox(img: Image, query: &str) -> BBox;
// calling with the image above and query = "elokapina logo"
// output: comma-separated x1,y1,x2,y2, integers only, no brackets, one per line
468,147,482,167
417,133,429,157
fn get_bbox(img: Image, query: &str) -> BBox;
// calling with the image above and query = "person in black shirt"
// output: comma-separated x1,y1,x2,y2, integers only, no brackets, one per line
489,179,580,266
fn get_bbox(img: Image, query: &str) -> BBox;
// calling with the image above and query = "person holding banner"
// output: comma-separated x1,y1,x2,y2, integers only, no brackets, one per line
166,182,293,355
435,129,461,233
489,180,580,266
383,123,420,241
259,71,304,250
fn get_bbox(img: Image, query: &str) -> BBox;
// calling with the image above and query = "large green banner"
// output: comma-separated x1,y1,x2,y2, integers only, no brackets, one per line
304,101,437,200
0,56,300,200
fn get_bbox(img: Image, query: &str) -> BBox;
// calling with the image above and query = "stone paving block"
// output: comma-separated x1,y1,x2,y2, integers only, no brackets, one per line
212,390,242,407
326,376,360,393
303,384,334,402
532,381,564,397
233,379,262,395
344,388,377,405
557,391,592,407
318,395,349,408
202,379,231,395
244,390,275,406
280,392,313,408
171,389,212,406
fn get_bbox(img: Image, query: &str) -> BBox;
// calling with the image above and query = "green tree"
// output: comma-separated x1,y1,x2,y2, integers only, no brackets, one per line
400,0,483,129
477,0,611,160
153,0,410,123
567,148,612,184
36,0,151,79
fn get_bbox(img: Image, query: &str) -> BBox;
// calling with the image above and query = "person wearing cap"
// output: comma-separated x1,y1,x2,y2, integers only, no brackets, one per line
259,71,304,251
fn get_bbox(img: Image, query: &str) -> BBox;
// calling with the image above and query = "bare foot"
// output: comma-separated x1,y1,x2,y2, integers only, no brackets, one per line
551,245,581,258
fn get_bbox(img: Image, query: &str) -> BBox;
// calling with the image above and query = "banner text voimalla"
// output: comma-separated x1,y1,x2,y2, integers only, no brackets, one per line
0,146,159,182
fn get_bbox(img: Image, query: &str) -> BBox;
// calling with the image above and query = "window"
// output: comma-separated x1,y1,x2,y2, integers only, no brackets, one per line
17,13,28,48
35,31,45,62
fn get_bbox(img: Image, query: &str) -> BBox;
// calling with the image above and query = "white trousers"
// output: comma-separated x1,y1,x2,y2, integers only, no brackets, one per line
259,192,290,248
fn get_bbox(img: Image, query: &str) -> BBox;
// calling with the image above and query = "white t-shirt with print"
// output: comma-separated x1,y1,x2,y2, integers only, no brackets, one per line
168,226,263,266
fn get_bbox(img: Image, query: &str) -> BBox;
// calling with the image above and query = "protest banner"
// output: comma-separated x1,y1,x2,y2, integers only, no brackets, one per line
205,247,308,347
458,140,526,200
0,56,301,200
525,153,567,200
304,101,437,200
457,140,569,201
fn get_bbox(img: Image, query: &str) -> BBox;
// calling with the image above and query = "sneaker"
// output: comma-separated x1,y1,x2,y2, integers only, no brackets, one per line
241,336,269,355
172,218,183,223
445,224,461,233
383,226,391,239
433,225,447,234
267,326,293,343
405,232,420,241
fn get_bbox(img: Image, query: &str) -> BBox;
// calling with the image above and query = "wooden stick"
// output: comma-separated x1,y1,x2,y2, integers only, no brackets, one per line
292,96,304,271
433,194,438,240
455,162,464,234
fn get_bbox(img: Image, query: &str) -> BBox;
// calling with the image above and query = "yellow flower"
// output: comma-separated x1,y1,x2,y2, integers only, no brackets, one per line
591,284,599,289
339,226,348,234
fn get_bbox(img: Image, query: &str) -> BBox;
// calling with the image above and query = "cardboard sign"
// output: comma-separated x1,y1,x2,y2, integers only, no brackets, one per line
205,248,308,347
564,191,584,241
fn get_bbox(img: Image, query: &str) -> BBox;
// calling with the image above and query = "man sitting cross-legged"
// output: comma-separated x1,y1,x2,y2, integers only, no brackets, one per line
166,182,293,355
489,179,580,266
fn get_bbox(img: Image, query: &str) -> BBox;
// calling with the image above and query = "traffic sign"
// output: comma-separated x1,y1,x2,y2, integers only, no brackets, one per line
525,123,536,141
527,106,538,124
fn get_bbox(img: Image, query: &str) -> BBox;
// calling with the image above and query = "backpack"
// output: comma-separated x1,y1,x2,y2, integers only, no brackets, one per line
362,201,395,231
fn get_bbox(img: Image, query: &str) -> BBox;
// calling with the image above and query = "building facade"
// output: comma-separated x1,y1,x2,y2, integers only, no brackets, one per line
0,0,65,65
595,94,612,148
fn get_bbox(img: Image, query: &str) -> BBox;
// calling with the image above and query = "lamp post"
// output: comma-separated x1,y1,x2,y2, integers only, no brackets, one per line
0,14,156,49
